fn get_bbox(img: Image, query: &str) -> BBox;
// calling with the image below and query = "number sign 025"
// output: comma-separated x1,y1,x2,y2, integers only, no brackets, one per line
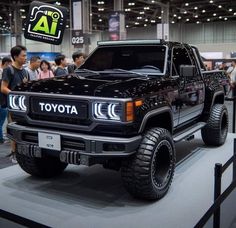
72,30,84,45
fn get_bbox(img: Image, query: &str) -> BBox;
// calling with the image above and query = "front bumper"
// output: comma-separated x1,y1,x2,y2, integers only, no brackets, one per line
7,123,142,162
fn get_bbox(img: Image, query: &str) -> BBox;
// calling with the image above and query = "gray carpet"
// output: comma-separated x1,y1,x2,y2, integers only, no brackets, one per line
0,133,235,228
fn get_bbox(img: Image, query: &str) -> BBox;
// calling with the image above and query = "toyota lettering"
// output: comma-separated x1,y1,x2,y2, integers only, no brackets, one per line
39,102,78,115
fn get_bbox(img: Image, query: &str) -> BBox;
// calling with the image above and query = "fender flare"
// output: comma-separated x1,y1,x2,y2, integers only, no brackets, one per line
138,106,173,134
210,90,225,108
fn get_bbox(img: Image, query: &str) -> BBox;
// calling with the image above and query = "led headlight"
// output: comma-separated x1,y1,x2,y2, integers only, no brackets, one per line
93,102,122,121
9,94,27,112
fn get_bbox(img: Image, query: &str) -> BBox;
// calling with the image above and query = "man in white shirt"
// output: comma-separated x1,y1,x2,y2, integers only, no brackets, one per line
25,56,41,81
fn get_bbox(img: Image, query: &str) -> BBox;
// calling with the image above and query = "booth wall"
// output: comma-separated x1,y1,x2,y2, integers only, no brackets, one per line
0,21,236,59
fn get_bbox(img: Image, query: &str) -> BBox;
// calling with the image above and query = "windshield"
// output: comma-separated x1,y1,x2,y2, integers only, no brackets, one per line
81,45,167,74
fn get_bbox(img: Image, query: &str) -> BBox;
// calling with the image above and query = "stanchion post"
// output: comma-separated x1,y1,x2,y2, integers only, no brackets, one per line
213,163,222,228
234,139,236,181
233,91,236,133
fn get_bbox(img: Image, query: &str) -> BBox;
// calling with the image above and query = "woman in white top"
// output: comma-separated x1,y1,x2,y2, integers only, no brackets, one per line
227,60,236,83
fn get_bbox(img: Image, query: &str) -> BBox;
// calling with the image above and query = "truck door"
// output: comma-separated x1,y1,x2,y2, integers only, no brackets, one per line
171,45,205,125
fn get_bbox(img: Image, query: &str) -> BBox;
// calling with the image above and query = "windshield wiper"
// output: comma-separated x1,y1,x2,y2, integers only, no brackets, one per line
74,68,100,75
105,68,148,77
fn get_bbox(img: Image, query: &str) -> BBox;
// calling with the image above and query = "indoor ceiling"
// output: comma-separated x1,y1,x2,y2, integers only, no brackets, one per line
0,0,236,33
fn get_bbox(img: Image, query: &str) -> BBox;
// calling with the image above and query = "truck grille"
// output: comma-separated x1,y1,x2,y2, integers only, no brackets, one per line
28,96,91,125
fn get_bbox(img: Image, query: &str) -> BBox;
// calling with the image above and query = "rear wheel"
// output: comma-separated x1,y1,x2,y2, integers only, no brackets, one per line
16,153,68,178
201,104,228,146
121,128,176,200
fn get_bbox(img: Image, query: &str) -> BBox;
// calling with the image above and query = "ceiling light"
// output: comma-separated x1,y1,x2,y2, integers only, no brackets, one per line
55,1,61,5
98,19,102,22
173,14,177,17
184,11,187,14
144,7,150,10
21,15,26,19
8,14,11,17
213,13,217,16
207,18,211,21
140,11,144,14
125,8,131,11
158,16,162,19
151,0,155,3
194,15,198,18
20,9,25,12
144,24,147,27
66,25,69,28
202,10,206,13
218,5,222,8
151,20,156,23
145,19,148,22
186,18,190,21
224,18,228,21
234,12,236,15
126,25,129,28
178,16,182,19
98,8,104,11
171,21,175,24
185,3,189,6
137,16,142,20
194,7,198,10
196,21,200,24
209,0,213,3
97,1,104,4
128,2,135,6
229,9,233,12
134,22,139,25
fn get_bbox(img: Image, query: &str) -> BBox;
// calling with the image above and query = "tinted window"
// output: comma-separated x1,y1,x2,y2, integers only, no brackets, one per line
82,46,166,73
172,47,193,75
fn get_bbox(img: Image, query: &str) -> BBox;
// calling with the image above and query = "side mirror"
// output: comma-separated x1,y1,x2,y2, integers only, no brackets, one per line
180,65,196,77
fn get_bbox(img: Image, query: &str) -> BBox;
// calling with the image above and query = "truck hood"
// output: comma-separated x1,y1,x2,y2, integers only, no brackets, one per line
15,73,165,98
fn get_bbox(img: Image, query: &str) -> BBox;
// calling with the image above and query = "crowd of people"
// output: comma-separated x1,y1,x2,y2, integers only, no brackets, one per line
0,45,86,163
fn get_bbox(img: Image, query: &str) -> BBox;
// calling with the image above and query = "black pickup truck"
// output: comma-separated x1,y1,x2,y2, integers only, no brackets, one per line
7,40,229,200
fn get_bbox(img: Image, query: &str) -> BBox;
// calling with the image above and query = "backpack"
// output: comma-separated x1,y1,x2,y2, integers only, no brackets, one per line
0,66,29,108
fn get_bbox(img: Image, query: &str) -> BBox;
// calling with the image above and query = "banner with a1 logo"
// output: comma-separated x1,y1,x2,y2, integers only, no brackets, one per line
24,1,68,45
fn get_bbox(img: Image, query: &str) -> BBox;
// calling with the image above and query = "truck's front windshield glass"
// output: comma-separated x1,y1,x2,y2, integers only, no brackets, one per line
81,45,166,74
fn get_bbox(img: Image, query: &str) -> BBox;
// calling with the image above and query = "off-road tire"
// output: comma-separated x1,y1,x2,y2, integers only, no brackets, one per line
121,128,176,200
201,104,228,146
16,153,68,178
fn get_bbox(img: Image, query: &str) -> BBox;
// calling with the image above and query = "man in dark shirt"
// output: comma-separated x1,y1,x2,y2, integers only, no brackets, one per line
1,45,28,163
54,54,68,77
0,57,12,144
68,51,85,73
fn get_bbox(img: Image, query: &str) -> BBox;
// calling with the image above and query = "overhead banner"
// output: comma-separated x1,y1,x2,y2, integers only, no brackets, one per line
157,24,169,41
71,0,83,46
24,1,68,45
72,0,82,30
109,12,126,41
109,12,120,41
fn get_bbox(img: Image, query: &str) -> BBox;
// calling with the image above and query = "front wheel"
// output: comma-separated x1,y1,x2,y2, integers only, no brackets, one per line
16,153,68,178
121,128,176,200
201,104,228,146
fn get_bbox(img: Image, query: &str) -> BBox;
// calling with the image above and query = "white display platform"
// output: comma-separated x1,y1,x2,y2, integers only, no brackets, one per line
0,133,236,228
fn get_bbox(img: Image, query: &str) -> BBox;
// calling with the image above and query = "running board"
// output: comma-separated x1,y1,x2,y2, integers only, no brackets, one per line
173,122,206,143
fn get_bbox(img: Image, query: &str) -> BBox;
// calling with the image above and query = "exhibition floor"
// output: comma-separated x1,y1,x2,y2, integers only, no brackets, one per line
0,132,236,228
